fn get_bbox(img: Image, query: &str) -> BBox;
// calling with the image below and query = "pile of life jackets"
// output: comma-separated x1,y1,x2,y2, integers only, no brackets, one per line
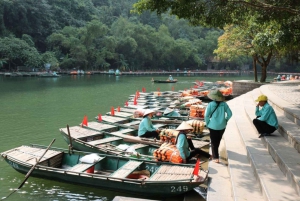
159,129,180,144
153,143,183,163
189,105,206,119
186,120,205,134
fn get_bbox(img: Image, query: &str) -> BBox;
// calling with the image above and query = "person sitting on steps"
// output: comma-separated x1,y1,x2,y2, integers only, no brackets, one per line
253,95,278,138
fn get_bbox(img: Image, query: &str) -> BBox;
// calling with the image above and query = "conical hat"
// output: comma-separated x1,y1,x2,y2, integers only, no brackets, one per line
176,121,193,131
143,109,155,117
207,90,224,101
163,107,174,115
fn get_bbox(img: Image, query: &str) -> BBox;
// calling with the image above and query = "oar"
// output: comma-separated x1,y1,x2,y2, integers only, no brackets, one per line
2,139,56,200
67,124,73,152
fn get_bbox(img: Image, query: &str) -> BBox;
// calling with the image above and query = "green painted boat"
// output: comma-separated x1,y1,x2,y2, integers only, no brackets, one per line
1,144,208,198
59,125,209,162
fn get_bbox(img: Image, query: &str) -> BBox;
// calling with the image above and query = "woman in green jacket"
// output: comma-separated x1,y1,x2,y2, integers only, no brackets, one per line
204,90,232,163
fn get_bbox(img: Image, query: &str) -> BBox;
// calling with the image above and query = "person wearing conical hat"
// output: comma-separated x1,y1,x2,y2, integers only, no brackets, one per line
168,75,174,81
163,107,181,117
204,90,232,163
253,95,278,138
176,122,210,164
138,109,160,139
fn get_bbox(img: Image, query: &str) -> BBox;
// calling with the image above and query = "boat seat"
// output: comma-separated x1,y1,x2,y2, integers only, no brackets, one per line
111,160,143,178
69,163,96,172
131,143,149,150
111,129,135,135
87,136,122,146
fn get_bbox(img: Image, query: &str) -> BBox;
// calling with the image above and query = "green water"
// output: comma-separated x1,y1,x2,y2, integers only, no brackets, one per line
0,73,262,201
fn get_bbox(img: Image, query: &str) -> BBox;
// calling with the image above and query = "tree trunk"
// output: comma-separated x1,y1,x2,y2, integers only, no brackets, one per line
260,64,267,82
252,56,258,82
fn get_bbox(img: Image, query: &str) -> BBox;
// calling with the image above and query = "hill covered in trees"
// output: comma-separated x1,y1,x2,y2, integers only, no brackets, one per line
0,0,223,72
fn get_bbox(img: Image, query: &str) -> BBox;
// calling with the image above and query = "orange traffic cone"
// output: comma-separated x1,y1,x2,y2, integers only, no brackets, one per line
117,106,121,112
98,114,102,122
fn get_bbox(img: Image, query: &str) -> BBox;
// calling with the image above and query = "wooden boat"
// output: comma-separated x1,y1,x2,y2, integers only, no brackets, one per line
1,144,208,198
152,79,177,83
60,122,209,162
38,72,61,77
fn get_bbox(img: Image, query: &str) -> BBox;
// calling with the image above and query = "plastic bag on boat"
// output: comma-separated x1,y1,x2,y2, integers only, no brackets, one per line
116,144,130,151
80,153,102,164
126,146,136,153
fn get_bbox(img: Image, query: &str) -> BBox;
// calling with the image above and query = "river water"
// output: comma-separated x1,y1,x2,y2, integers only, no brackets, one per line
0,73,267,201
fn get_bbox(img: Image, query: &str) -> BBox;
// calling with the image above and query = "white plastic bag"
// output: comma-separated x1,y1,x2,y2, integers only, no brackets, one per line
79,153,102,164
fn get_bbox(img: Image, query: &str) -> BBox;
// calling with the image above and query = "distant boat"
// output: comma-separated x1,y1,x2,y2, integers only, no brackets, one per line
152,79,177,83
115,69,121,76
107,69,115,75
39,72,60,77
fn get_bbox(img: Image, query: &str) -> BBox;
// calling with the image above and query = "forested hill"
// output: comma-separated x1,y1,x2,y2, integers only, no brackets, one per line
0,0,222,71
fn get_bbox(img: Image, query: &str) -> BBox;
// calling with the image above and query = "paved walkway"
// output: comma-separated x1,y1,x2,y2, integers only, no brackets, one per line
268,81,300,106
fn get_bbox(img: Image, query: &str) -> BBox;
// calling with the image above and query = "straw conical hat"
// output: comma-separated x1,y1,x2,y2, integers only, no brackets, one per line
143,109,155,117
163,107,174,115
207,90,224,101
176,121,193,131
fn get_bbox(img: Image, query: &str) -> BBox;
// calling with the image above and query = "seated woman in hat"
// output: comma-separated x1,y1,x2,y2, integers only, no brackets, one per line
138,109,160,139
163,107,181,117
204,90,232,163
176,121,210,164
253,95,278,138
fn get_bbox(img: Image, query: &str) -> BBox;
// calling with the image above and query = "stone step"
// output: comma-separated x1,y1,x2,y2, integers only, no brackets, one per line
243,90,300,196
224,99,264,200
232,92,297,200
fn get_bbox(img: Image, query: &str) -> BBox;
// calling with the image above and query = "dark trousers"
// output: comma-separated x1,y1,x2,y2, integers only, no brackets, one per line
141,131,159,139
186,139,210,161
253,118,276,134
209,128,225,159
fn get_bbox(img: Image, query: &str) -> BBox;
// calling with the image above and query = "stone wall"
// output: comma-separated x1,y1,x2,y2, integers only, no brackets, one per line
232,80,266,97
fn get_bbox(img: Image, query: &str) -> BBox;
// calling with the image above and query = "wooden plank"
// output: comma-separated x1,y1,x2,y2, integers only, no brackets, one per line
107,111,133,118
111,161,143,178
69,163,95,172
126,105,148,109
3,146,63,165
87,121,118,132
149,165,194,181
132,144,149,150
118,108,136,113
111,128,135,135
60,126,101,139
101,115,129,124
87,136,122,146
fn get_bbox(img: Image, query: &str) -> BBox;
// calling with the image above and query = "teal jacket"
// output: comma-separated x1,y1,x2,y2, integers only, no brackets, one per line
255,102,278,129
176,134,190,160
138,116,156,136
165,111,181,117
204,101,232,130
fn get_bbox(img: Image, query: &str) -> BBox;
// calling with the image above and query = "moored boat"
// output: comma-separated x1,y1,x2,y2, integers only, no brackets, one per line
152,80,177,83
1,144,208,198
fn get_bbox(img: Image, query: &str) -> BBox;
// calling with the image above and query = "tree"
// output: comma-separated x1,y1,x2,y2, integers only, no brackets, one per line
0,37,42,70
214,17,283,82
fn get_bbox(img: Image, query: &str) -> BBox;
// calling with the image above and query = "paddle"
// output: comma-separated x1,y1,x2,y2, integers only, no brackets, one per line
2,139,56,200
67,124,73,152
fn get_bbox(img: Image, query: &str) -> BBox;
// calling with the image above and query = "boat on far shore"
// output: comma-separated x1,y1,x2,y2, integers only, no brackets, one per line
152,79,177,83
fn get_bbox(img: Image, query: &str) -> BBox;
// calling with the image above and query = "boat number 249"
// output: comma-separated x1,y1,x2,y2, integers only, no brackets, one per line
171,186,189,192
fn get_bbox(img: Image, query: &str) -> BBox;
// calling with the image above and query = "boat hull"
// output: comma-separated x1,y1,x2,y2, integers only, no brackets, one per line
1,145,206,198
153,80,177,83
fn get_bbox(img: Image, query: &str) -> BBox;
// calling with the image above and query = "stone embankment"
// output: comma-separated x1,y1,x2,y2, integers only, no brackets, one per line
207,80,300,201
